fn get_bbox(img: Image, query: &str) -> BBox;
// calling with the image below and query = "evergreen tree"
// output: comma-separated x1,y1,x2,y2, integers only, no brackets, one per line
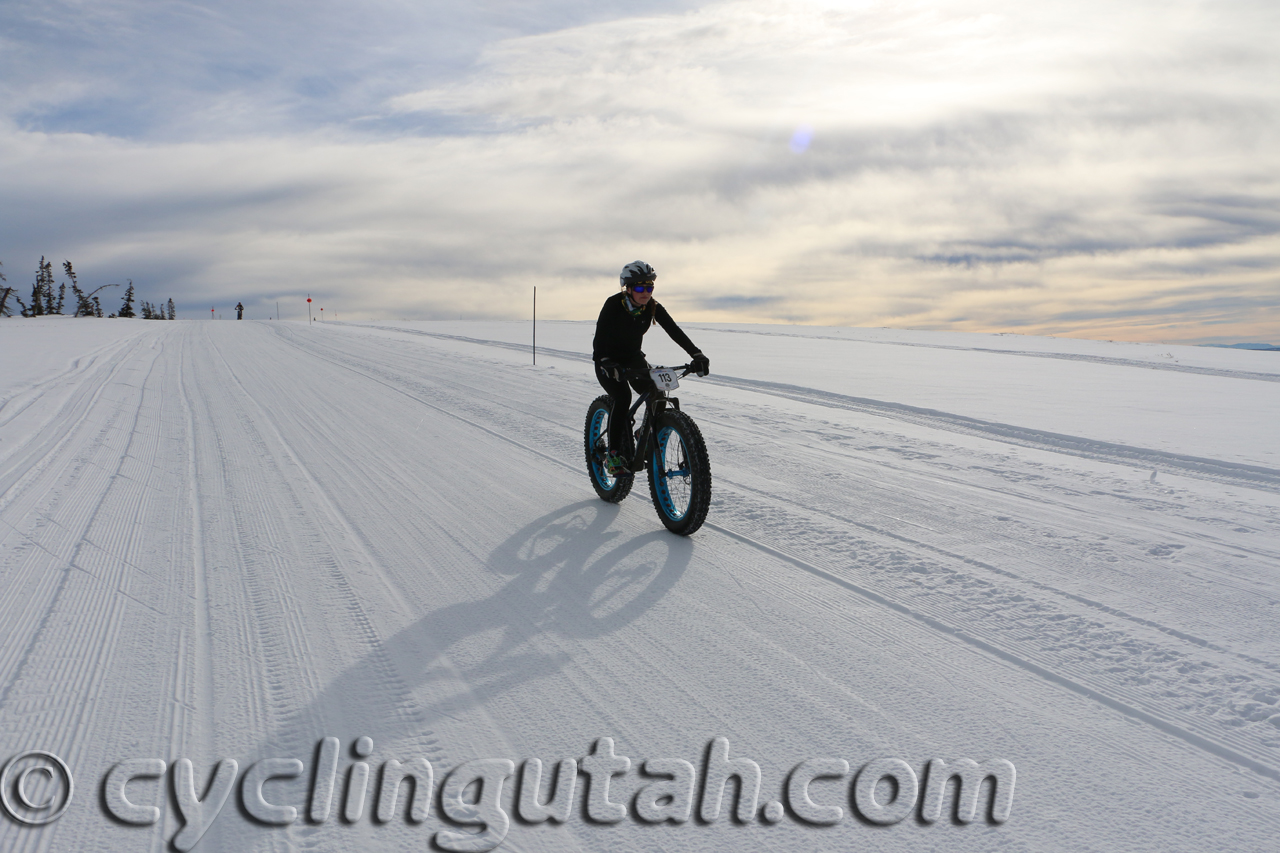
118,280,136,318
167,298,176,320
22,259,43,316
24,257,49,316
39,258,55,314
55,283,65,314
65,261,95,317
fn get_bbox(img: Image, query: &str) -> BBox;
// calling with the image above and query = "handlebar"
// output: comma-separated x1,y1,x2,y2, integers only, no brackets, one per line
600,362,701,378
648,363,698,379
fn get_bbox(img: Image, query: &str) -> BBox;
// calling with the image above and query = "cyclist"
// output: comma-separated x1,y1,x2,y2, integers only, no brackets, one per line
593,261,710,474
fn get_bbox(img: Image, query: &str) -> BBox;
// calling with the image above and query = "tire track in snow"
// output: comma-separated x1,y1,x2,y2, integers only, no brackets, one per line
717,467,1280,675
0,329,184,853
0,334,168,712
706,519,1280,787
0,330,145,428
0,330,164,516
345,324,1280,493
174,325,433,850
172,326,219,780
708,482,1280,781
186,327,365,788
690,385,1280,784
696,401,1280,657
195,326,489,797
292,325,1280,788
697,392,1280,645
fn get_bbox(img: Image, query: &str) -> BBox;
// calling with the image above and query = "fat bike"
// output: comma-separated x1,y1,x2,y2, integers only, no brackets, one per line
584,363,712,536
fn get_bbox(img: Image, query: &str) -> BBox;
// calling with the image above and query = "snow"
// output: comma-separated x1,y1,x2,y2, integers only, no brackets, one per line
1,316,1278,852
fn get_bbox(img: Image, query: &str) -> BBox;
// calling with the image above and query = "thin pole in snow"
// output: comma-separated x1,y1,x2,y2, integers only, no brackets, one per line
533,286,537,365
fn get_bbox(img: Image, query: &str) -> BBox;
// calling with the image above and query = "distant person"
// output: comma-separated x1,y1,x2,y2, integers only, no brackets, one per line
592,261,709,474
235,302,244,320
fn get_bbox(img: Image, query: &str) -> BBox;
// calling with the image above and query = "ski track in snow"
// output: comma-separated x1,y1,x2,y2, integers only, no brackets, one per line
1,319,1278,852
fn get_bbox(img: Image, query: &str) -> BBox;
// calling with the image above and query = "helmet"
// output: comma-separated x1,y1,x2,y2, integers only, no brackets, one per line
620,261,656,289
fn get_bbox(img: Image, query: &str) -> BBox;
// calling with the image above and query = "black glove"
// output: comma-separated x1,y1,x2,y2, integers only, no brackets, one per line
691,352,710,377
598,358,623,381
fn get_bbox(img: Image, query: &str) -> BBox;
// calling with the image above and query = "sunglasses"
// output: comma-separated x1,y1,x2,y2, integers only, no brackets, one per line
630,284,655,293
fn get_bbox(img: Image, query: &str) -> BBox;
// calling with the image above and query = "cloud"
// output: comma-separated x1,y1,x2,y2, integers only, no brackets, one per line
695,294,785,311
1,0,1277,341
0,0,703,139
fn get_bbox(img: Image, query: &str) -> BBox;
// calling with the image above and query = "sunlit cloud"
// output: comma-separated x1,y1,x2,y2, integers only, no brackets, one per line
1,0,1276,342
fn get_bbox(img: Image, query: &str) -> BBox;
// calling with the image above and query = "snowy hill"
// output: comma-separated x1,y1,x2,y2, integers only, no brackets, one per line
2,317,1278,852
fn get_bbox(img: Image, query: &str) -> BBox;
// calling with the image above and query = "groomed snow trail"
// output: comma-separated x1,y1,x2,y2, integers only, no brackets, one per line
1,319,1278,852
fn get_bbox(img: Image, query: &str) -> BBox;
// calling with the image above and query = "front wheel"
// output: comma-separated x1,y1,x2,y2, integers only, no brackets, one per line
648,410,712,535
585,395,634,502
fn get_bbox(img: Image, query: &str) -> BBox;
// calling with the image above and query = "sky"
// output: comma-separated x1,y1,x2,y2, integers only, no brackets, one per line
1,0,1277,343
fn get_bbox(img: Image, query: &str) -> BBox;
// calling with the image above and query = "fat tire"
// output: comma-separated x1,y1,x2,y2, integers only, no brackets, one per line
584,394,634,503
647,410,712,535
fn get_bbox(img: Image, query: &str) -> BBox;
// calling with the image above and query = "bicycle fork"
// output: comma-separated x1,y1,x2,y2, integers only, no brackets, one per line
628,394,660,471
627,386,687,470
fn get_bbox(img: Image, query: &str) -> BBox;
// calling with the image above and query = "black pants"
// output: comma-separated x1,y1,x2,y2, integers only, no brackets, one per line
595,358,654,454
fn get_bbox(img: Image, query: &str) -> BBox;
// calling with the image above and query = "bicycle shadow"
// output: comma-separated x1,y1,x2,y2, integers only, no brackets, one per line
398,499,696,718
239,499,694,790
181,501,697,848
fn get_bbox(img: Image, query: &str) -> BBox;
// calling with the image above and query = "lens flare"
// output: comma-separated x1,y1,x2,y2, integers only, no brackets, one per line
789,124,813,153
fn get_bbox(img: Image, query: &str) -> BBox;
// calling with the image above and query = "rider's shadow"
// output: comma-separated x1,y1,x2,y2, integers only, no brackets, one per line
205,502,692,849
255,500,694,761
403,499,695,719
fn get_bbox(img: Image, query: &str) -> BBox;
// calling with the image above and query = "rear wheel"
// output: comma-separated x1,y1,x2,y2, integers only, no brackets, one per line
584,395,634,502
647,410,712,535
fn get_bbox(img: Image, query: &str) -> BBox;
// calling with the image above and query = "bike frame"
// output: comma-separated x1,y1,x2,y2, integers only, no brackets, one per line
623,364,693,471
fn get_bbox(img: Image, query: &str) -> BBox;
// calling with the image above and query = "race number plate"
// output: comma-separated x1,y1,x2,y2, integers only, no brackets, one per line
650,367,680,391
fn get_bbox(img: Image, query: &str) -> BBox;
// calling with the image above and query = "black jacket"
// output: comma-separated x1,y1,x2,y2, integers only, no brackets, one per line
592,293,699,364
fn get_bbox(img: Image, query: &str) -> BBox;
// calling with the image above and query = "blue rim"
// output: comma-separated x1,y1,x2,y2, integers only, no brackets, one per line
652,425,690,520
590,408,615,490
